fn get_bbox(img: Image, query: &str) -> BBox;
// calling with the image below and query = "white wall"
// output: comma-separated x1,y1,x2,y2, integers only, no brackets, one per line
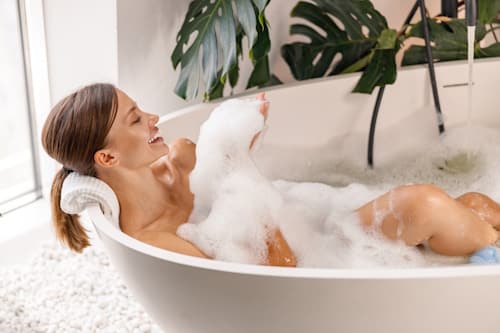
43,0,118,104
116,0,195,115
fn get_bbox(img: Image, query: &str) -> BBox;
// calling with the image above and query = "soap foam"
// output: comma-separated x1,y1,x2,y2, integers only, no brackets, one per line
179,98,498,268
177,98,282,265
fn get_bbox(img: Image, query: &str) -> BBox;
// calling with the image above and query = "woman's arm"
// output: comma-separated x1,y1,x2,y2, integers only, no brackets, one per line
136,230,209,259
137,227,296,266
266,229,297,267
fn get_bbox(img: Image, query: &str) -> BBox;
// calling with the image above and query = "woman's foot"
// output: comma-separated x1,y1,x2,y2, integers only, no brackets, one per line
456,192,500,230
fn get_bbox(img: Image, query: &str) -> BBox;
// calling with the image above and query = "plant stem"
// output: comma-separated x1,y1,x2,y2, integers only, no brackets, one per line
367,86,385,168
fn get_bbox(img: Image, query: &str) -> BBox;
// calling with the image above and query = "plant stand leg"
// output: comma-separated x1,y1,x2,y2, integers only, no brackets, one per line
418,0,445,134
403,1,420,27
366,0,445,168
441,0,458,17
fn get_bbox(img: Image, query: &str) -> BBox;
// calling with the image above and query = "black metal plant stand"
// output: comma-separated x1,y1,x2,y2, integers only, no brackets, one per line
367,0,446,168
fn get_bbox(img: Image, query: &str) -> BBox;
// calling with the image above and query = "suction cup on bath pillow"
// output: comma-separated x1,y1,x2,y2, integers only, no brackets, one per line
469,246,500,264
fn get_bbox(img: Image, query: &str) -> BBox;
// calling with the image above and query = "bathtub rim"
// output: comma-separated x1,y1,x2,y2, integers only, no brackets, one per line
89,205,500,280
158,57,500,124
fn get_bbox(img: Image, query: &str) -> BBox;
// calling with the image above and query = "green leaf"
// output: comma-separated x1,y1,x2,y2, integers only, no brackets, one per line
261,74,283,87
340,53,372,74
228,63,240,88
281,43,315,80
281,0,396,94
247,56,270,88
171,0,270,100
476,42,500,57
219,2,237,75
402,18,500,66
205,80,224,101
478,0,500,25
353,29,398,93
235,0,257,49
253,0,268,13
249,16,271,61
202,28,218,92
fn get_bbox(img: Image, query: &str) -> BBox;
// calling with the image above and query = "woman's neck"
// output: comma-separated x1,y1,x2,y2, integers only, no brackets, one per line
101,166,192,235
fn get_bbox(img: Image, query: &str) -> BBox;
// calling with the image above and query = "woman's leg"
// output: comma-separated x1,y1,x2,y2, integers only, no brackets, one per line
355,184,498,256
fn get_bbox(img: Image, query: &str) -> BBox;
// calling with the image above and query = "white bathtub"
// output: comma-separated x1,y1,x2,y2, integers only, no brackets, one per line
89,59,500,333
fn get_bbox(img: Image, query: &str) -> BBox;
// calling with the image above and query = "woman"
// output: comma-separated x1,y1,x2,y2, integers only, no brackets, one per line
41,83,500,267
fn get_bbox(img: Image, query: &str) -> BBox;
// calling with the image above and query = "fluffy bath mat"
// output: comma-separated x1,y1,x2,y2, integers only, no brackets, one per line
0,241,163,333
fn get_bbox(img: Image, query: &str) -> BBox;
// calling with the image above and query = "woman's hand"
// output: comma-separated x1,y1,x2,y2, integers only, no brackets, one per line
249,92,270,150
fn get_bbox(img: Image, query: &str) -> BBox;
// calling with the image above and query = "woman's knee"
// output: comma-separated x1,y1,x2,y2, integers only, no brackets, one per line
399,183,447,198
392,184,453,243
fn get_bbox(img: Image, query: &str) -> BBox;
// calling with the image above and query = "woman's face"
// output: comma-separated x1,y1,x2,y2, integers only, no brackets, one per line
103,89,195,173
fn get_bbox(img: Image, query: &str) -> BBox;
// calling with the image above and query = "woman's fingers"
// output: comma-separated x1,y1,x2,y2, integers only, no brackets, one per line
256,92,269,120
249,92,269,150
260,101,269,120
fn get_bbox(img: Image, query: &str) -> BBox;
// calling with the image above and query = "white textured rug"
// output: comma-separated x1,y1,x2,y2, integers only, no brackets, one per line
0,241,163,333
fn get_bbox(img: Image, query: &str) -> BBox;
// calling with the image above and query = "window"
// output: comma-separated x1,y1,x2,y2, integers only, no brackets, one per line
0,0,42,215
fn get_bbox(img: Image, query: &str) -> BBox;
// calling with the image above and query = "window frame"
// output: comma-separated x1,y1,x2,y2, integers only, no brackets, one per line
0,0,53,216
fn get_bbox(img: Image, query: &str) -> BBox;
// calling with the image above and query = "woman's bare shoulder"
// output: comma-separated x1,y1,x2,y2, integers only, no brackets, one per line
134,228,209,259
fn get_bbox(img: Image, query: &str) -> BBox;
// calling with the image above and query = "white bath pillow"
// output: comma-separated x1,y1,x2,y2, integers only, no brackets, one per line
60,172,120,229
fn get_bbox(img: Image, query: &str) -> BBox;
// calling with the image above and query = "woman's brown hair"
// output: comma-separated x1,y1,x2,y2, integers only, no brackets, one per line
41,83,118,252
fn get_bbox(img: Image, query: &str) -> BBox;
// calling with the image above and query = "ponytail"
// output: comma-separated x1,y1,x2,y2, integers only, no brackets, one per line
42,83,117,252
50,168,90,252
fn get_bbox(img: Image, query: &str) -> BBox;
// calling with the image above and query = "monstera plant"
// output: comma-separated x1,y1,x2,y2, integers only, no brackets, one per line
171,0,271,100
172,0,500,101
281,0,399,93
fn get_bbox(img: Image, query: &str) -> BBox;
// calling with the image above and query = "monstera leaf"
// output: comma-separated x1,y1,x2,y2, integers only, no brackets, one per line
281,0,399,94
352,29,398,93
171,0,270,100
478,0,500,24
402,18,500,66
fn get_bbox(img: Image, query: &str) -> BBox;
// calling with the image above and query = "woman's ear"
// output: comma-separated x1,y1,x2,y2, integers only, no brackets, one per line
94,149,119,168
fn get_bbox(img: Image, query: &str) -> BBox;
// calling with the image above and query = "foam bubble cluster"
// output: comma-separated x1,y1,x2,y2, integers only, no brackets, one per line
177,97,281,264
0,242,162,333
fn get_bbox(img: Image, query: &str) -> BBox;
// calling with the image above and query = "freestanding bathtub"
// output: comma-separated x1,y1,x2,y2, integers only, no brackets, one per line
89,58,500,333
